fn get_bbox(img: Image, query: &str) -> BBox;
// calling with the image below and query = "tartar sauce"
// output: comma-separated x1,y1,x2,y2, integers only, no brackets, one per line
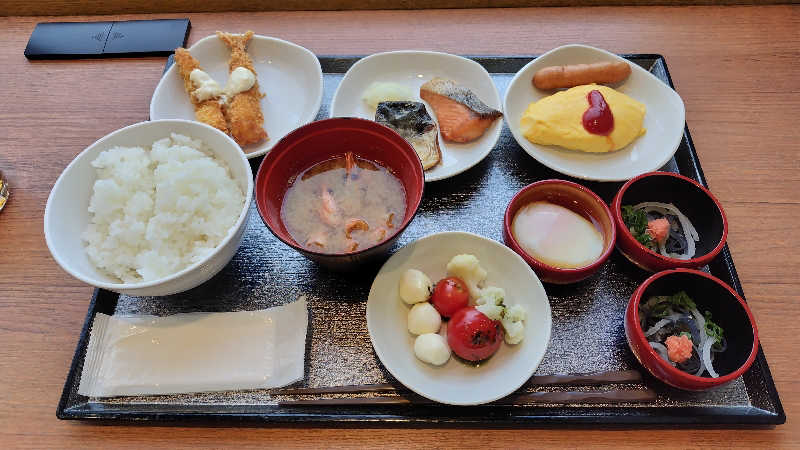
223,67,256,96
189,69,222,101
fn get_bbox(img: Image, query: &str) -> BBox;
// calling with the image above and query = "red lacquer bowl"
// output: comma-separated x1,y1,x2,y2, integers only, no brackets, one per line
255,117,424,271
625,269,759,391
503,180,616,284
612,171,728,272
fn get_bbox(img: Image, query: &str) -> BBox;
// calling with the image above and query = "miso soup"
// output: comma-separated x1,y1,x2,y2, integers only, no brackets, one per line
281,152,406,254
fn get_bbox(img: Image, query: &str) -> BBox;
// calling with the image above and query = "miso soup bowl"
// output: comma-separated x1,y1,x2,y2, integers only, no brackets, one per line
503,180,616,284
612,171,728,273
626,269,759,391
255,117,424,271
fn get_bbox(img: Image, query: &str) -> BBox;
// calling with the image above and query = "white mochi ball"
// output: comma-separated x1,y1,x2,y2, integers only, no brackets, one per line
407,302,442,335
398,269,433,304
413,333,451,366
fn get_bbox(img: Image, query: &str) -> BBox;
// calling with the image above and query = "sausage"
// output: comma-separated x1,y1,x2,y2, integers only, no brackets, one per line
532,61,632,90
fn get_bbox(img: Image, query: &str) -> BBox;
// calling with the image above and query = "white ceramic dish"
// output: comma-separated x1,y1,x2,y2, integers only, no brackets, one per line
44,120,254,297
366,231,552,405
331,51,503,182
503,44,686,182
150,34,323,159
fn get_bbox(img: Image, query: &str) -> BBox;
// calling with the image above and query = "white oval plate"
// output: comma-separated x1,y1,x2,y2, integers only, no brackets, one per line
331,51,503,182
503,44,686,182
366,231,552,405
150,34,323,159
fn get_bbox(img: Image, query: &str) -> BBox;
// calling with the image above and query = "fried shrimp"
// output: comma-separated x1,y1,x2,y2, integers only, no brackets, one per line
173,48,227,134
216,31,268,147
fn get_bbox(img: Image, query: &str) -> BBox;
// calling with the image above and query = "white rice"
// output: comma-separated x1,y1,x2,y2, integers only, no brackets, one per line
82,133,245,283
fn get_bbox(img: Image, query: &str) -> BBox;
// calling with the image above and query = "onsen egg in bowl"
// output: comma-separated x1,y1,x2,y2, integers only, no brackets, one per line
254,117,424,271
503,180,616,284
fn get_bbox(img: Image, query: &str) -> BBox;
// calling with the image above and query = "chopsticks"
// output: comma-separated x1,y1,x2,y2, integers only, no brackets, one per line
274,370,642,396
528,369,642,386
278,389,657,406
273,370,655,406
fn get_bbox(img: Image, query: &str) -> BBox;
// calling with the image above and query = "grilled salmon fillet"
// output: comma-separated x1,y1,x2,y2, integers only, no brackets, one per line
420,77,502,143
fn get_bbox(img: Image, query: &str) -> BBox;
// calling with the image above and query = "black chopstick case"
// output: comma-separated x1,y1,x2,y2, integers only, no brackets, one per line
24,19,191,59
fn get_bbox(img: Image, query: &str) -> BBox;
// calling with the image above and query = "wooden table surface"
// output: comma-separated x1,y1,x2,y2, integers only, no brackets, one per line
1,5,798,448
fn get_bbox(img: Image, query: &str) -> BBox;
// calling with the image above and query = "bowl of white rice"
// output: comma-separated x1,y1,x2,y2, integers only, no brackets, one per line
44,120,253,297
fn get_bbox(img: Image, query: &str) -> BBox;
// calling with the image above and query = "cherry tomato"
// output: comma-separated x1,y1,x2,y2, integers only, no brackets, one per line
447,307,504,362
431,277,470,318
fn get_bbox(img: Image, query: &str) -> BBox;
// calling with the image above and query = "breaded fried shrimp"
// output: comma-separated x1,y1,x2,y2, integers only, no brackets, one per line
173,48,227,133
216,31,268,147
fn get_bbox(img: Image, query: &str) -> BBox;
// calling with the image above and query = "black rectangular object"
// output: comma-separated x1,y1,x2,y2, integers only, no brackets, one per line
102,19,191,56
24,21,112,59
24,19,190,59
56,55,785,426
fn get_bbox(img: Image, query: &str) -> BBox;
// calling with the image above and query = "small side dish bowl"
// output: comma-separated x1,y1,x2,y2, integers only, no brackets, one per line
625,269,759,391
254,117,424,271
612,171,728,272
367,231,552,405
44,119,254,297
503,180,616,284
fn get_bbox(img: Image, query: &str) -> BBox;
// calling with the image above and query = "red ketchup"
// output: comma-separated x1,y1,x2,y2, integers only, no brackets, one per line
582,90,614,136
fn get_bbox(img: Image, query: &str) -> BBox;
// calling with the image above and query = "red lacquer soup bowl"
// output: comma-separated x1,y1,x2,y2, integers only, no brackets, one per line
255,117,424,271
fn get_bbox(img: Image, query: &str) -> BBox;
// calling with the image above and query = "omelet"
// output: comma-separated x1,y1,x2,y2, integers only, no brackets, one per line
520,84,646,153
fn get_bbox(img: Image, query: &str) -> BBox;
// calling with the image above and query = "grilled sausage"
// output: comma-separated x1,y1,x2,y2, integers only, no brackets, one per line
532,61,631,90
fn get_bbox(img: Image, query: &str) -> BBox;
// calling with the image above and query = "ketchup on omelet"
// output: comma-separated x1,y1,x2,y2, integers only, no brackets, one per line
582,90,614,136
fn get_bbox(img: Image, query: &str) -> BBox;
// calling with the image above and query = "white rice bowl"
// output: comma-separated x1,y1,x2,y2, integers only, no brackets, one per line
82,133,245,283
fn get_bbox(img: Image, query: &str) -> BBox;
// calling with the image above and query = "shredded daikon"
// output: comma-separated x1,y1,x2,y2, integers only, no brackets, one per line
693,343,707,377
701,337,719,378
632,202,699,260
644,312,683,337
641,291,724,378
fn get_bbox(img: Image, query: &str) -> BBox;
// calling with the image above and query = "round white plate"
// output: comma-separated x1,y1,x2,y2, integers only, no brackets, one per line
150,34,323,159
331,51,503,182
366,231,552,405
503,44,686,182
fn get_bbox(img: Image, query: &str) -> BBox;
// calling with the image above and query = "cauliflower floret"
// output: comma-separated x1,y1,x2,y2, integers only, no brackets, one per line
504,304,527,323
502,318,525,345
476,286,505,306
475,286,507,320
475,303,505,321
500,304,527,344
446,254,487,299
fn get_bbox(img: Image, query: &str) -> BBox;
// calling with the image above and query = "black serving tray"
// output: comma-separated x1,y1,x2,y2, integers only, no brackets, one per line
57,55,785,425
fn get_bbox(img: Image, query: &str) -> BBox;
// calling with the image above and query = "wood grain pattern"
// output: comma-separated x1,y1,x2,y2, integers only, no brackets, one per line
1,5,799,448
2,1,796,17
